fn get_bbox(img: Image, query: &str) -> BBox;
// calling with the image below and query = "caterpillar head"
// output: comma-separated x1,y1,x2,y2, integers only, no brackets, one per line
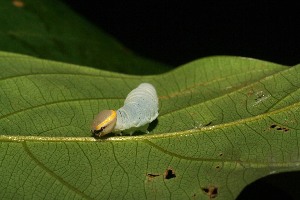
91,110,117,137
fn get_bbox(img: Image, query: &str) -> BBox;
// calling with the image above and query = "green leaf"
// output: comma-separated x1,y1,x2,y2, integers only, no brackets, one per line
1,52,299,199
0,0,170,74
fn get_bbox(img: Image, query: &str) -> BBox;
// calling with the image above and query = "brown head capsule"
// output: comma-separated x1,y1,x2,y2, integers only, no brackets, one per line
91,110,117,137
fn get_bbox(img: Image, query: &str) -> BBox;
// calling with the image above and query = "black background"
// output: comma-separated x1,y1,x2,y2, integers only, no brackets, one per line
61,1,299,67
61,1,300,199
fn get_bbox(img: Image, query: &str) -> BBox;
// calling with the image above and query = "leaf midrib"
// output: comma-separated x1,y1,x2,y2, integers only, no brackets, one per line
1,99,300,143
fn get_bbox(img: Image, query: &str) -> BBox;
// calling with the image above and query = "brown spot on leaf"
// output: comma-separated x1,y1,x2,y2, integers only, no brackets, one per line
146,173,160,182
254,91,266,101
202,185,218,199
192,193,196,199
164,168,176,179
12,0,24,7
204,121,213,126
147,173,160,178
247,88,254,96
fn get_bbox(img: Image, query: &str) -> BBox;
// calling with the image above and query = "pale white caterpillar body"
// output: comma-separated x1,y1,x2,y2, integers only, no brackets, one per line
91,83,159,137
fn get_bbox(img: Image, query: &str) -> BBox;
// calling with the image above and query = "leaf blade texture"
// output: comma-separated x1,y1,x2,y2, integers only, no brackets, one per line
1,53,299,199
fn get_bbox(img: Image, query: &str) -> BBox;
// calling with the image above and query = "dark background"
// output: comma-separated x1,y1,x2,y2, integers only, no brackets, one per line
61,1,299,67
61,1,300,199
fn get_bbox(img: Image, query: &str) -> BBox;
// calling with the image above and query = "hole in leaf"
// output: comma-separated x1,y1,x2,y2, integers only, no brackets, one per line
164,168,176,179
219,153,223,156
201,186,218,199
270,124,289,132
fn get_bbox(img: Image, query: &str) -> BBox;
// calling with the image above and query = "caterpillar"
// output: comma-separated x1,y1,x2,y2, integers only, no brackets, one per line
91,83,159,137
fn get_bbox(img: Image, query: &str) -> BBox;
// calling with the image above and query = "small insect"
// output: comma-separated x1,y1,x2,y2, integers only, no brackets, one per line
91,83,159,137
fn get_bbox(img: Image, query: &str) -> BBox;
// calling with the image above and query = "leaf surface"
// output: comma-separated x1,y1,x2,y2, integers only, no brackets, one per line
1,52,299,199
0,0,170,74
